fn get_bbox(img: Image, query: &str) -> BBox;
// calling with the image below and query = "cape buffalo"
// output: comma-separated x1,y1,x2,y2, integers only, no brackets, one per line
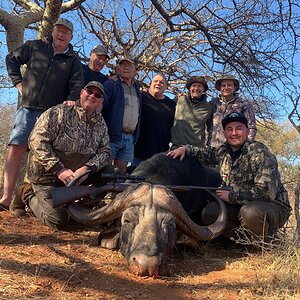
130,153,222,224
67,153,226,277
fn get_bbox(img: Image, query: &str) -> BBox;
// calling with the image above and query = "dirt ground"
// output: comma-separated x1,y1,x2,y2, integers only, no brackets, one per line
0,211,266,300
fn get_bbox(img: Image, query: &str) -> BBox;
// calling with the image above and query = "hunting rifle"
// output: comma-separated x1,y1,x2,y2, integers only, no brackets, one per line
51,173,232,208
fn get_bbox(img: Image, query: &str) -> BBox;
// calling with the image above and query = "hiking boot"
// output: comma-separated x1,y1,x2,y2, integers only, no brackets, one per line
10,183,34,217
0,203,9,211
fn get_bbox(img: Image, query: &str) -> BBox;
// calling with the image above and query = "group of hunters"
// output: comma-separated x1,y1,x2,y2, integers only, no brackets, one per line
0,18,291,245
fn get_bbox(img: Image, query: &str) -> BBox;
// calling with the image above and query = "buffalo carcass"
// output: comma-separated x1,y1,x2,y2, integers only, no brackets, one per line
67,154,226,277
130,153,222,224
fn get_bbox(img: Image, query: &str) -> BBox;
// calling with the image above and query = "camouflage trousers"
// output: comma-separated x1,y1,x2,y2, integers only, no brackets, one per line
28,183,69,229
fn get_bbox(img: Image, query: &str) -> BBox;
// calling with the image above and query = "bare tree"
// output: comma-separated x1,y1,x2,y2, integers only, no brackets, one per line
75,0,300,118
0,0,85,51
1,0,300,118
288,93,300,242
288,94,300,134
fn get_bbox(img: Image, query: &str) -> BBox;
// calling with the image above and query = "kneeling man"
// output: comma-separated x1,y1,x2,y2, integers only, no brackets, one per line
27,81,111,229
168,112,291,242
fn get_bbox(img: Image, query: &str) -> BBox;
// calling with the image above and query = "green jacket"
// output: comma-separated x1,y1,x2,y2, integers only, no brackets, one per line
171,93,213,148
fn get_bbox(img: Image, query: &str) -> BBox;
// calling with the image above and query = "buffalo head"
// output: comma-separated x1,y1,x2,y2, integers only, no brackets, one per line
67,182,226,277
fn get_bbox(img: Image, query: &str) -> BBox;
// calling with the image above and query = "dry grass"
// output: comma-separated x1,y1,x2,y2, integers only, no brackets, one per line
239,237,300,300
1,210,300,299
229,209,300,300
1,104,299,299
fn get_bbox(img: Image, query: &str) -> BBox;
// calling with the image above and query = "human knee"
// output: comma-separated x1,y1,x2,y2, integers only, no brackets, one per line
28,196,69,229
43,210,69,229
239,203,269,236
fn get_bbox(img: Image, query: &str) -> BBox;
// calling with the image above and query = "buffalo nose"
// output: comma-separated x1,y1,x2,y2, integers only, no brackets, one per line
129,254,160,277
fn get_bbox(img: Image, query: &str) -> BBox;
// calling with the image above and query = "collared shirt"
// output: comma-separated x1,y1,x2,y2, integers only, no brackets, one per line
52,43,69,55
122,82,139,131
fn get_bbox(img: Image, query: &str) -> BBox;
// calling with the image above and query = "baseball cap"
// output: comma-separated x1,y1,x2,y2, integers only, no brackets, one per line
222,112,248,129
91,45,110,59
84,81,104,95
117,56,136,65
54,18,73,32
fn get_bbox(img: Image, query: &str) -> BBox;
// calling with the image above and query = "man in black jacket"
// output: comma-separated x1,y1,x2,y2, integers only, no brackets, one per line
82,45,110,85
133,74,175,166
0,18,83,212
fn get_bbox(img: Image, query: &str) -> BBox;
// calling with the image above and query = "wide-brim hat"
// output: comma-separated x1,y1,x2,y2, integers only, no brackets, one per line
222,112,248,129
84,81,104,95
91,45,110,59
54,18,73,32
215,75,240,91
186,76,208,92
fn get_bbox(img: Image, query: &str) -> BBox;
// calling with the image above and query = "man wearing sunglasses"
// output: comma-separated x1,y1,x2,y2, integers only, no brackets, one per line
23,81,110,229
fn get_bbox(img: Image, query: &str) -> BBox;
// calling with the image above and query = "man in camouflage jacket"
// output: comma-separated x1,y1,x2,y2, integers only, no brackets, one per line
209,75,257,147
168,112,291,242
27,81,111,229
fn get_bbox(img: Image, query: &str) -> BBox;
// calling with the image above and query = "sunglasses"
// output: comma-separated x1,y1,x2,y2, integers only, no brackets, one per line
84,88,103,99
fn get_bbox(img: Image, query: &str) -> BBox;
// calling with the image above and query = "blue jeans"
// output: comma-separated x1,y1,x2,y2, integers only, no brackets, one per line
110,133,135,162
9,107,42,146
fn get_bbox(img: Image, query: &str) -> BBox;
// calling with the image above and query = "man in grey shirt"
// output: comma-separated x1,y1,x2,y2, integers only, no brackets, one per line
103,57,142,174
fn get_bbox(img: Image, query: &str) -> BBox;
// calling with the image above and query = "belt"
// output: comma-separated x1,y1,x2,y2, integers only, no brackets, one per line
122,128,135,135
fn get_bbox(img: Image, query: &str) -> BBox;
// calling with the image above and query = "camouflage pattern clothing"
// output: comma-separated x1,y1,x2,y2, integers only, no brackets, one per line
28,102,111,184
185,141,291,214
209,95,257,147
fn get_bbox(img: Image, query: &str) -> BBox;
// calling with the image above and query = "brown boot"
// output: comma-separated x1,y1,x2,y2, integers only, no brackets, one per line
10,183,34,217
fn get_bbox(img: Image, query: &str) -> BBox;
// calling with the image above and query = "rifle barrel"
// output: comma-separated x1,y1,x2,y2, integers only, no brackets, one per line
100,173,146,182
165,185,231,192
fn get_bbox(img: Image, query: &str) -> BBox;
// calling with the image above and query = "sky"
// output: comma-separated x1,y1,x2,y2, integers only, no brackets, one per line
0,7,299,122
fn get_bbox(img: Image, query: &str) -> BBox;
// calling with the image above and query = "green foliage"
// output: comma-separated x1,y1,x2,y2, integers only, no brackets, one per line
256,121,300,190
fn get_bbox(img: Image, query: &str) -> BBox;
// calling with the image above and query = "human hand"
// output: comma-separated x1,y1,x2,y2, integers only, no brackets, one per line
16,82,23,95
63,100,76,106
215,189,230,202
41,37,49,43
57,168,76,186
167,146,186,161
73,166,91,185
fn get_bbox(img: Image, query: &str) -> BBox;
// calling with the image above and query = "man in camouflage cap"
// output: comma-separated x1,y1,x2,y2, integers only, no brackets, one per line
168,111,291,243
26,81,111,229
209,74,257,147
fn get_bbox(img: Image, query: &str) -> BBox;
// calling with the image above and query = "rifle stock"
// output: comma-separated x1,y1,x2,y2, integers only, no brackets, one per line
51,172,145,208
50,183,131,208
